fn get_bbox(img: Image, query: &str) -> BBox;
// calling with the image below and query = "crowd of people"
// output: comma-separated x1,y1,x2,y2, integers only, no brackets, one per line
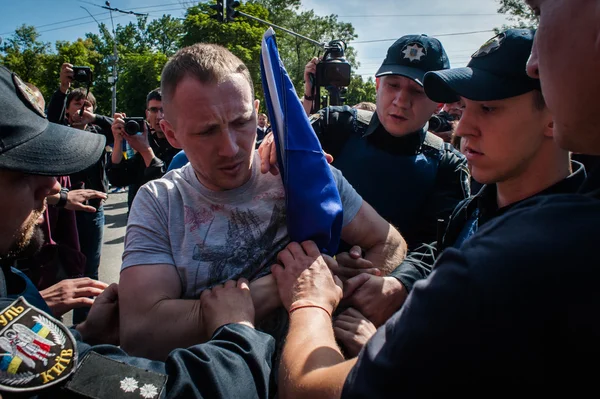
0,0,599,397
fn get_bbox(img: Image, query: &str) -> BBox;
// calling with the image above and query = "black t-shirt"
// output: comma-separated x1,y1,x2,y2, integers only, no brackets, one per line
342,168,600,397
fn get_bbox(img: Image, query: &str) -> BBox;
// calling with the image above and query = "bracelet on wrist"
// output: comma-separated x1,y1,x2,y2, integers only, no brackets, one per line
289,303,332,318
303,94,314,101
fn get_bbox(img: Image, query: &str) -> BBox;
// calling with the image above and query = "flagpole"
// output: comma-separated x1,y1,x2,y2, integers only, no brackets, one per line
237,11,323,48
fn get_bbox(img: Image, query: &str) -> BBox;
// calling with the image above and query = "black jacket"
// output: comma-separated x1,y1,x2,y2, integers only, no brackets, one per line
394,161,587,288
342,162,600,398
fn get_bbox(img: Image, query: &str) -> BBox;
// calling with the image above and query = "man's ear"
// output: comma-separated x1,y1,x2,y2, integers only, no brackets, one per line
544,119,555,138
161,119,182,149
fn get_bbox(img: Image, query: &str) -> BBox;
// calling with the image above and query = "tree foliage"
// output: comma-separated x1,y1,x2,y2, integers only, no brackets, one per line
495,0,538,32
0,24,50,85
1,1,375,117
345,75,376,107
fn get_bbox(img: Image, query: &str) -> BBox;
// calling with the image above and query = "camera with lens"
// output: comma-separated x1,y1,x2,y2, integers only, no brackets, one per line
123,117,145,135
316,40,351,88
72,66,93,83
428,111,456,133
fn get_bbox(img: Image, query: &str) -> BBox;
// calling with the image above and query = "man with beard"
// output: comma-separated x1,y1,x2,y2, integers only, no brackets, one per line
0,65,274,398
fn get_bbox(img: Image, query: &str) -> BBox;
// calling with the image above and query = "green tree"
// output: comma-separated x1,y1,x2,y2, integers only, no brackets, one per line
496,0,538,31
0,24,50,85
181,0,359,109
344,75,376,107
147,15,185,56
38,38,103,106
84,24,117,116
117,51,169,116
181,1,270,106
253,0,358,95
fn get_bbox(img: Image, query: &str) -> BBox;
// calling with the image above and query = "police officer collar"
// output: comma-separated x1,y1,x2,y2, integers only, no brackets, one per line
475,160,587,225
364,112,428,155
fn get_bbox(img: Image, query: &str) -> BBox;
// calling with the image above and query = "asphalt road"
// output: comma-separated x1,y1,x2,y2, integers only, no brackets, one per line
98,191,129,285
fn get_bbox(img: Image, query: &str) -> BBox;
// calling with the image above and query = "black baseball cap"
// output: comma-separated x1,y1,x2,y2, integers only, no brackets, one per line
375,34,450,86
423,29,540,103
0,66,105,176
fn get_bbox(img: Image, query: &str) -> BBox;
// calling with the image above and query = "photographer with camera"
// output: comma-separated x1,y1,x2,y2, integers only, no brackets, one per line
302,56,320,116
106,88,178,211
47,62,114,323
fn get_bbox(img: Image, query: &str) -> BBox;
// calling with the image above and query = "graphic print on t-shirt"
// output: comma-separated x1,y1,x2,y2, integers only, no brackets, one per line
190,203,288,288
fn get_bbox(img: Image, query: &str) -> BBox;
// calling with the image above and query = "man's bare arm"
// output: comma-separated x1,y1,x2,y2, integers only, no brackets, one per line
119,265,280,360
272,241,357,399
249,274,282,322
341,201,407,274
281,308,357,399
119,264,204,361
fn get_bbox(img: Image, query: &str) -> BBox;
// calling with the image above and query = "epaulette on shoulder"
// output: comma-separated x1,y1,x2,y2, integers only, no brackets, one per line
355,109,374,126
422,132,445,152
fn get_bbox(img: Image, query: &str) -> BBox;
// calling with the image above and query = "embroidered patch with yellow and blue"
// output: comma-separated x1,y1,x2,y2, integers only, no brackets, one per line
0,297,77,393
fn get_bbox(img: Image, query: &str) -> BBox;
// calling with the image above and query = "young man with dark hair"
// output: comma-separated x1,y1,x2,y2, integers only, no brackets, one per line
256,112,271,144
107,87,179,211
333,29,587,353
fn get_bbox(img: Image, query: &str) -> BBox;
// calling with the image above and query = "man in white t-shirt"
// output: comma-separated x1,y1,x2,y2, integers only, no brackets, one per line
118,43,406,361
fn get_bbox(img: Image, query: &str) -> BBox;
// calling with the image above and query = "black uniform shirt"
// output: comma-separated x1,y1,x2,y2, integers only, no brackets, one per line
342,165,600,398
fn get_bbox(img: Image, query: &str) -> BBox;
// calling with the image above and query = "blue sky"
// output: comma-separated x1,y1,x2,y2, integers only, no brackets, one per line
0,0,511,73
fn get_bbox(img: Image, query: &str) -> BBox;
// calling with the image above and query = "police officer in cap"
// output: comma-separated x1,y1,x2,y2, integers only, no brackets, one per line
333,29,588,345
0,66,273,398
260,34,469,318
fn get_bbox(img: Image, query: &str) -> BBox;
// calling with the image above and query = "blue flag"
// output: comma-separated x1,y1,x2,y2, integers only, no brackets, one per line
260,28,343,255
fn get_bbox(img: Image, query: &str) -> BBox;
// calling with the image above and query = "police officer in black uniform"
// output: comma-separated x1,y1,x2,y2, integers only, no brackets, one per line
259,35,470,322
309,35,469,254
0,66,273,398
392,29,588,279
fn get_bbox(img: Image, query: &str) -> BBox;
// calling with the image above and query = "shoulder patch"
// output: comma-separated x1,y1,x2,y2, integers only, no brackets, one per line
0,297,77,393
